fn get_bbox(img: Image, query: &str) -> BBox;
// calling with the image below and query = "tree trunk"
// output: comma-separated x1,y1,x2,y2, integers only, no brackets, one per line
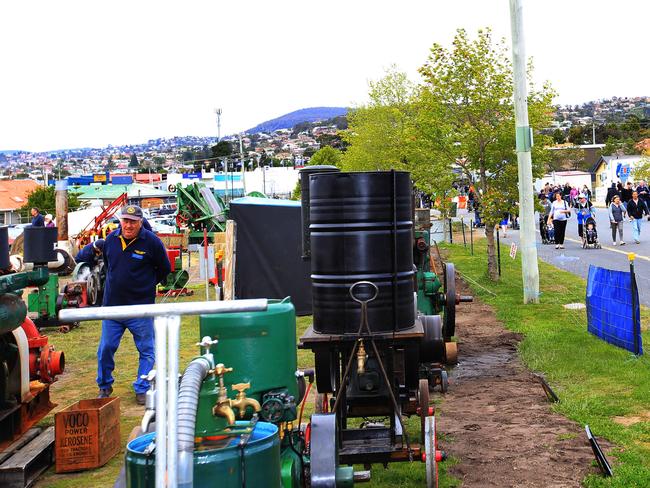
485,225,499,281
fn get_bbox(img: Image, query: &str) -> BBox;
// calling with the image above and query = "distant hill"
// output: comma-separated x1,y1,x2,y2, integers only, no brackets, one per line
247,107,348,134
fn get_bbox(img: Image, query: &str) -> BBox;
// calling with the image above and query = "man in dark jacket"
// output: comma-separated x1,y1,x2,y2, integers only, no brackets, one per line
605,183,619,206
30,207,44,227
96,205,171,404
626,191,649,244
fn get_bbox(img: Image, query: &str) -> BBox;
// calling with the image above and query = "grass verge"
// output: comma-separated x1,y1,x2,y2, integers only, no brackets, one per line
443,240,650,488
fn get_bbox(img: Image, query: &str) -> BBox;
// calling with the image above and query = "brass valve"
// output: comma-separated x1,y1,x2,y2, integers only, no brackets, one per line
357,339,368,375
212,363,236,425
231,383,261,419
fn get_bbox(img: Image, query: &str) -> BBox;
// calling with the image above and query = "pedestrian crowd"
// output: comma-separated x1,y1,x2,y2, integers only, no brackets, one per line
537,180,650,247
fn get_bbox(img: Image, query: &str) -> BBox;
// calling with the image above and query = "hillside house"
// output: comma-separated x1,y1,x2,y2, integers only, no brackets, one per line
0,179,40,224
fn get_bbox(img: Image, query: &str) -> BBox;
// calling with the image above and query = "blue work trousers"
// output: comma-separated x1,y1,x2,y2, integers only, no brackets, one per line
97,317,154,394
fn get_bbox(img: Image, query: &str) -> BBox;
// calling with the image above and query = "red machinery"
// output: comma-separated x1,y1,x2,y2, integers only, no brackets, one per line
0,316,65,447
75,193,128,248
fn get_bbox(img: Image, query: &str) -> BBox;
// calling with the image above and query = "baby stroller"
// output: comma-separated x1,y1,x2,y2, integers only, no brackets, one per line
582,216,601,249
540,215,554,244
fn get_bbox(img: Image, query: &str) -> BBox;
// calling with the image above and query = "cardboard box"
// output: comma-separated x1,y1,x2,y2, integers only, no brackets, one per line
55,397,120,473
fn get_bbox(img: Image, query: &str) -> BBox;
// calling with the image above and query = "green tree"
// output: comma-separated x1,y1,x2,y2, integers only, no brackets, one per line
552,128,565,144
211,141,232,158
20,185,82,220
129,153,139,168
105,155,116,171
417,28,554,280
308,146,342,167
632,151,650,181
341,67,417,172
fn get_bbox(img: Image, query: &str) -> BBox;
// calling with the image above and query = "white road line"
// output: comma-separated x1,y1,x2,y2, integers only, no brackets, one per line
564,237,650,262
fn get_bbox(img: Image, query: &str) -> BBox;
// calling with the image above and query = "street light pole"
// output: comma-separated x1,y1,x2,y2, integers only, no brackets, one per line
510,0,540,303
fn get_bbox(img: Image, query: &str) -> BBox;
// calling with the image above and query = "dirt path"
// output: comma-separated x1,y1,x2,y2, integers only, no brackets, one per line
438,282,597,487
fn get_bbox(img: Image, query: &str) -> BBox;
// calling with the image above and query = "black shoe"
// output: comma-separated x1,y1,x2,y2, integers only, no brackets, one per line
135,393,146,405
98,387,113,398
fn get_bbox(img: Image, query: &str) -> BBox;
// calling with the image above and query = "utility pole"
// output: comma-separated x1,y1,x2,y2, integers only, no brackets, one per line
509,0,539,304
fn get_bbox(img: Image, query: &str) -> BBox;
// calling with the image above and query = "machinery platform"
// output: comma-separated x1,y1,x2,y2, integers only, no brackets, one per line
0,426,54,488
299,321,425,347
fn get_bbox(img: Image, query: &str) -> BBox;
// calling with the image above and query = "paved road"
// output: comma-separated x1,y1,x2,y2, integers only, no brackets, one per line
497,207,650,307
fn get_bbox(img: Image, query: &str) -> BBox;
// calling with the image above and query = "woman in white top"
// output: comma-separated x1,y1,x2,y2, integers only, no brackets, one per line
547,192,571,249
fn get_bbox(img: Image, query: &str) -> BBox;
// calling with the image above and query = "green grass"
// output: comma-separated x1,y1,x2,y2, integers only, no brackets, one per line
443,240,650,488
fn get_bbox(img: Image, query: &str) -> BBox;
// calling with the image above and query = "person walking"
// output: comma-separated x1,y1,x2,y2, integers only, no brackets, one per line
636,180,650,210
539,194,552,243
626,191,649,244
30,207,44,227
96,205,171,405
608,195,627,246
575,194,594,243
621,181,633,207
605,183,619,206
548,191,571,249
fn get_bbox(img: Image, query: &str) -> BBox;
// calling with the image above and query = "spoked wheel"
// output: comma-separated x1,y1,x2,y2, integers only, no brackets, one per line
419,378,430,443
424,416,439,488
443,263,456,340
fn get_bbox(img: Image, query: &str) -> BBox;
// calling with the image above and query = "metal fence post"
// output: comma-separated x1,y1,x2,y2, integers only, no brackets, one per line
630,254,640,355
461,217,467,248
470,219,474,255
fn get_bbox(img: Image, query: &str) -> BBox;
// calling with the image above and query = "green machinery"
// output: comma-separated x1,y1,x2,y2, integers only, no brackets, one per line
124,298,353,488
26,274,88,332
413,229,470,343
175,182,228,242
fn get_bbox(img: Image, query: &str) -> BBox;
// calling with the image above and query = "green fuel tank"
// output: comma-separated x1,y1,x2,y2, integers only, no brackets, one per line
125,422,281,488
197,298,299,436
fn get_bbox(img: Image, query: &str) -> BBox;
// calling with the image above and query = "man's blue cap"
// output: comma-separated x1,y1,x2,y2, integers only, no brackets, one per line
119,205,143,221
93,239,105,250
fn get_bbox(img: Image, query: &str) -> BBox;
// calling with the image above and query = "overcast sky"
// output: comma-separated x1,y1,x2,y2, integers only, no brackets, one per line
1,0,647,152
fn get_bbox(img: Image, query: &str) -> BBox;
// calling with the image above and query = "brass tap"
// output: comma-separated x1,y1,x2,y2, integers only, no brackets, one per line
212,363,236,425
357,339,368,375
231,383,261,419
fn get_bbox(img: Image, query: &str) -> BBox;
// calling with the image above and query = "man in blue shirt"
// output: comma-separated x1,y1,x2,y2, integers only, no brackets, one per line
30,207,45,227
97,205,171,405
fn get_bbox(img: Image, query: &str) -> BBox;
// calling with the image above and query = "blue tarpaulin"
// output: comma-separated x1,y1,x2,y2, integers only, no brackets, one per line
586,265,642,354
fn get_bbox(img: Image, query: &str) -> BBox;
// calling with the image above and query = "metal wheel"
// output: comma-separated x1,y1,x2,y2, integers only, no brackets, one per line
419,378,430,443
310,413,338,488
439,370,448,394
420,315,444,363
425,415,439,488
443,263,456,340
87,272,100,306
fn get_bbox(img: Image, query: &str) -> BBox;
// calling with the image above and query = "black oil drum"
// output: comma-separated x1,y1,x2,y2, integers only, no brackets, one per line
0,227,9,269
23,226,58,264
300,165,340,259
310,171,414,334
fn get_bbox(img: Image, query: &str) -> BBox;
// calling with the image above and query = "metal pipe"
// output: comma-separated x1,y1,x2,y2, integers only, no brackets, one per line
154,317,167,488
177,356,212,488
167,316,180,487
59,299,267,322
